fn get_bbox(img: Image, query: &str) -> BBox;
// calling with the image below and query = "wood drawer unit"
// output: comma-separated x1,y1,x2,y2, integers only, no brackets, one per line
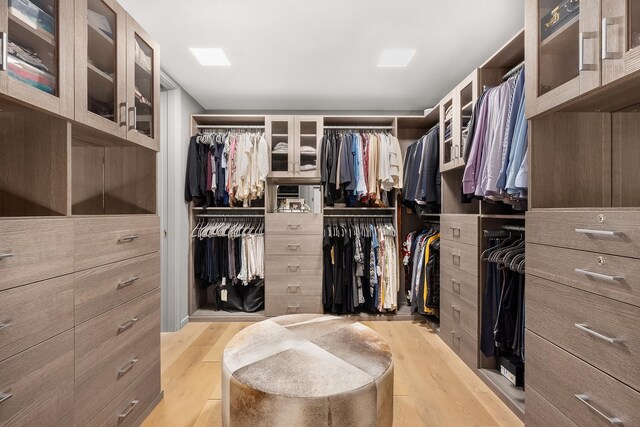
527,331,640,427
86,361,161,427
75,252,160,324
265,214,323,235
74,216,160,271
526,386,577,427
440,263,478,307
264,234,322,256
528,242,640,308
440,240,479,277
0,219,74,291
75,318,160,426
9,386,74,427
0,275,74,362
440,286,478,336
440,215,478,246
527,210,640,259
75,289,160,379
265,255,323,277
265,275,322,296
439,311,477,369
0,331,74,426
527,275,640,392
265,294,323,316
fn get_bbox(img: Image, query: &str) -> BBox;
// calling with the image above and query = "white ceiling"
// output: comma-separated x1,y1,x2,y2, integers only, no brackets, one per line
119,0,524,112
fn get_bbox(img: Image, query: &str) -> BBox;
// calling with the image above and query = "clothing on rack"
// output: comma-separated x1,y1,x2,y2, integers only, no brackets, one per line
462,68,528,210
402,124,441,213
402,225,440,316
185,131,269,207
322,218,399,314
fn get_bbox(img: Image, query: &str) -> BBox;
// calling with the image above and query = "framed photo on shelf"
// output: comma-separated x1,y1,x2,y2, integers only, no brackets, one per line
285,198,305,212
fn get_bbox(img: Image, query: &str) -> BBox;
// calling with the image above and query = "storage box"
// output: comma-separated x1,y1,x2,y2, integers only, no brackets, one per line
9,0,55,36
498,356,524,387
540,0,579,41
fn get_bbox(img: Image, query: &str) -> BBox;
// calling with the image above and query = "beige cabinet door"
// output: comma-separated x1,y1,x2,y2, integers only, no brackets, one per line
0,5,7,93
294,116,323,179
126,14,160,151
74,0,127,138
267,115,295,178
1,0,74,118
602,0,640,85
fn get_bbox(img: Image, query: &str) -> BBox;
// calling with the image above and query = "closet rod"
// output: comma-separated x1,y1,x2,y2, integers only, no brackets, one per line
197,125,265,129
503,60,525,80
324,215,393,218
323,126,394,130
197,214,265,218
503,225,526,232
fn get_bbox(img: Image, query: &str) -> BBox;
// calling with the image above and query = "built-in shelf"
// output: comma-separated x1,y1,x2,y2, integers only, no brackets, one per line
8,12,55,46
540,15,579,50
441,161,464,173
480,214,526,219
87,63,115,104
324,207,396,211
478,368,525,420
192,206,265,211
462,101,474,111
272,134,289,137
190,308,267,323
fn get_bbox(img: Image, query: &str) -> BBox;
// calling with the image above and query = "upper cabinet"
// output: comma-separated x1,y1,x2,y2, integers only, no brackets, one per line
267,115,322,179
294,116,322,178
601,0,640,85
0,0,74,117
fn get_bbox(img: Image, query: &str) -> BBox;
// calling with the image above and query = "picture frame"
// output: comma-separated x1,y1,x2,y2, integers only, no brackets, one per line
285,198,305,211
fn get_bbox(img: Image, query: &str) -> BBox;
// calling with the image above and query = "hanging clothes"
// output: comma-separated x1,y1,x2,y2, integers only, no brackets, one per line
402,125,441,213
402,225,440,316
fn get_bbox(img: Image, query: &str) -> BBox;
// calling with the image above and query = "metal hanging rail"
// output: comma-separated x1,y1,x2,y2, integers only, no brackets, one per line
502,60,525,80
503,225,526,232
323,214,394,218
196,125,265,129
197,214,265,218
323,126,394,130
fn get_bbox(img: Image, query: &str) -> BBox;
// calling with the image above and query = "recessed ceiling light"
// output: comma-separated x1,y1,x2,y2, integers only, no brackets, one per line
190,48,231,66
377,49,416,67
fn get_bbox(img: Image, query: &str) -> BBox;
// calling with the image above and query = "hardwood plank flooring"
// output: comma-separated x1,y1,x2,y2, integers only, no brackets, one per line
142,321,523,427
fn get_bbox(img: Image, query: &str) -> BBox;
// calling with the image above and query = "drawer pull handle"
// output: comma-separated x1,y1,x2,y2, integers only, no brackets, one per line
287,284,300,291
288,304,300,310
575,268,622,283
0,392,12,404
0,322,12,331
287,224,301,230
118,399,140,420
288,264,301,271
451,279,461,293
449,226,461,237
118,277,140,288
575,229,619,237
575,394,622,425
575,324,623,345
0,253,13,260
287,244,300,250
118,358,139,377
451,305,461,313
451,331,460,343
117,235,139,243
117,316,139,333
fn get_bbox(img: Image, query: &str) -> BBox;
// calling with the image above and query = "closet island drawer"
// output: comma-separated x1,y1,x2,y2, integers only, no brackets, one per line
265,214,323,235
265,255,323,277
528,242,640,308
75,320,160,426
265,275,322,296
0,330,74,426
264,234,322,256
75,289,160,378
8,386,74,427
75,253,160,324
74,216,160,271
86,361,161,427
527,210,640,258
526,386,578,427
439,311,477,369
0,218,74,291
265,294,322,316
527,275,640,391
440,240,479,277
527,331,640,427
0,275,73,362
440,215,478,246
440,287,478,335
440,263,478,306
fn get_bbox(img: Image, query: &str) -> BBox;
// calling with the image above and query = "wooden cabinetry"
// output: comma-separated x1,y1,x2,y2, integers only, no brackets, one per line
602,0,640,85
267,115,322,179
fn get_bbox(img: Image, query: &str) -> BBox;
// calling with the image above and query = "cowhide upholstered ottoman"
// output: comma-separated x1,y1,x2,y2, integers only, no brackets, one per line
221,314,393,427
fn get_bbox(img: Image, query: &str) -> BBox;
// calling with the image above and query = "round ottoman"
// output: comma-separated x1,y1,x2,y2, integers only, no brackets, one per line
221,314,393,427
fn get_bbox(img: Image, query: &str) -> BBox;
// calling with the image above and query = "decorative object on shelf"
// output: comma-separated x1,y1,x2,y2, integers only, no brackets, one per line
284,198,305,211
540,0,579,41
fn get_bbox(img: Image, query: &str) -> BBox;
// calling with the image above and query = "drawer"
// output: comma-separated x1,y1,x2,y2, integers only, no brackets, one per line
0,330,74,426
0,219,74,291
527,331,640,427
526,386,577,427
440,214,478,246
265,294,322,316
264,234,322,256
75,252,160,324
86,361,161,427
0,275,73,362
527,209,640,258
439,311,477,369
74,216,160,271
265,213,323,235
75,289,160,379
75,317,160,426
7,385,74,427
440,240,479,277
440,286,478,336
440,263,478,306
265,275,322,296
528,242,640,308
265,255,323,277
527,275,640,391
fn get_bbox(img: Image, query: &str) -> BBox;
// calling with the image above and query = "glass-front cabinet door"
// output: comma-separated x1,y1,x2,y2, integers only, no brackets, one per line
267,115,295,178
0,0,74,117
602,0,640,85
75,0,126,137
294,116,322,178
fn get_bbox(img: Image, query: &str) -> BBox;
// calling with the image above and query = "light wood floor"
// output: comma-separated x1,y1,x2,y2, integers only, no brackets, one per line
142,320,523,427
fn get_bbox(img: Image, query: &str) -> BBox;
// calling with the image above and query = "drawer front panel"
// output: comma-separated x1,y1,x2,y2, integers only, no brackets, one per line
74,216,160,271
528,242,640,307
265,275,322,296
7,385,74,427
264,234,322,256
265,214,323,235
527,210,640,258
86,361,161,427
0,331,74,426
440,286,478,336
527,331,640,427
0,219,74,291
0,275,73,362
75,252,160,324
75,290,160,378
440,215,478,246
526,386,578,427
265,294,323,316
440,263,478,306
439,311,477,369
265,255,323,277
440,240,479,277
527,275,640,391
